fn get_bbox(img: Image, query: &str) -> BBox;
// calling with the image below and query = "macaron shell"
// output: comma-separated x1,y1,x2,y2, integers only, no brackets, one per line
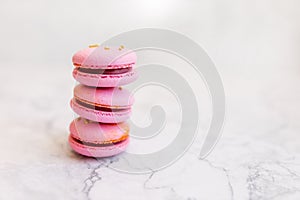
69,118,129,144
70,99,131,123
74,84,134,108
72,47,137,68
72,48,95,66
69,135,129,157
73,68,138,87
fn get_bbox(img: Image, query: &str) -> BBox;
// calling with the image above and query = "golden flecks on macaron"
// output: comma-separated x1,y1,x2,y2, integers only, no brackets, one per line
104,47,110,50
84,119,91,124
118,45,125,51
89,44,99,48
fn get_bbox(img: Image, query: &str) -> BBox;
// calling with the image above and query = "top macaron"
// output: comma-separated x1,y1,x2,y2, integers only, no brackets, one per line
72,45,138,87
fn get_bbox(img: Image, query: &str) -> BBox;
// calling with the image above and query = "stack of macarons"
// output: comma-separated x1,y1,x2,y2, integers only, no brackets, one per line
69,44,137,157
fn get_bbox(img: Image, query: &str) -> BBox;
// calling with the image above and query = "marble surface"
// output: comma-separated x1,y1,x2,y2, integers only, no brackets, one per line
0,61,300,200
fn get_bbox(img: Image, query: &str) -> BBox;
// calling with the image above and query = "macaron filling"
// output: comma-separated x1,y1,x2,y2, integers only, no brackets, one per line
76,67,132,75
74,98,130,112
70,135,128,147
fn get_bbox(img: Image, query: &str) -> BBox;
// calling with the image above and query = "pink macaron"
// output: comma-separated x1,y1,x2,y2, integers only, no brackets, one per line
70,84,134,123
72,45,138,87
69,117,129,157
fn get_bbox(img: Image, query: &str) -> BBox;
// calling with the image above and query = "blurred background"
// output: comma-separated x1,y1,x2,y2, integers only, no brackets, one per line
0,0,300,199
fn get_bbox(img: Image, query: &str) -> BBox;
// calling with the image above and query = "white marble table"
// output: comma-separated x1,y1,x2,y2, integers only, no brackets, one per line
0,63,300,200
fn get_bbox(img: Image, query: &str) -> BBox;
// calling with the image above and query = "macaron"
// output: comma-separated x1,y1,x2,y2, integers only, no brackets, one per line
70,84,134,123
69,117,129,157
72,45,138,87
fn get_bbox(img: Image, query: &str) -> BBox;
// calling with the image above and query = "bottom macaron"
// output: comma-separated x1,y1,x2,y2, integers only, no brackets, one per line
68,117,129,157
